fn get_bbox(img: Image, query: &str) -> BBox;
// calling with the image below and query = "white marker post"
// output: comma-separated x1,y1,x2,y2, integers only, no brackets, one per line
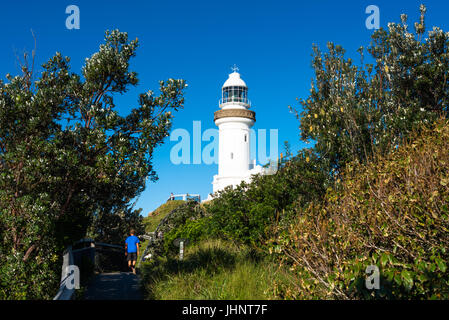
180,240,184,261
173,238,189,261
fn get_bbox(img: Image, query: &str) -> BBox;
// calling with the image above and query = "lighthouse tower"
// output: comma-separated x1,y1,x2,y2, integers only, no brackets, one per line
212,67,263,194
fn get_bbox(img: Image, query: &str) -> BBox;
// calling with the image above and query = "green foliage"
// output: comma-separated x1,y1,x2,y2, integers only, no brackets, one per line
0,29,186,299
149,201,207,256
89,205,145,246
163,216,211,254
276,120,449,299
291,5,448,175
273,5,449,299
205,149,328,247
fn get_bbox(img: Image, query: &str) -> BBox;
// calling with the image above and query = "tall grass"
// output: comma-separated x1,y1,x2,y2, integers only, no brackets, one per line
140,239,287,300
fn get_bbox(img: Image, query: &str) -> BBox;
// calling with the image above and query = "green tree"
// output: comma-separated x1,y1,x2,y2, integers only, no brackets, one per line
291,5,448,176
0,29,186,299
89,204,145,246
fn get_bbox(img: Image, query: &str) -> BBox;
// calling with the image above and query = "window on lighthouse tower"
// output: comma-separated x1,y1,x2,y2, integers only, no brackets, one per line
223,86,248,104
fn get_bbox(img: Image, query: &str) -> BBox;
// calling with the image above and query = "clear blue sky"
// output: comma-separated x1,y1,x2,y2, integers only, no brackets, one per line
1,0,448,216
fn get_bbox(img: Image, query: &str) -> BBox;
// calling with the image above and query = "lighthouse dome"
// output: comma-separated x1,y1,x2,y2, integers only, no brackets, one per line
222,71,247,88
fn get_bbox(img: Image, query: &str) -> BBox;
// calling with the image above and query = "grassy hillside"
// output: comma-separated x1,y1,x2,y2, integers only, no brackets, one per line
143,200,185,233
140,239,288,300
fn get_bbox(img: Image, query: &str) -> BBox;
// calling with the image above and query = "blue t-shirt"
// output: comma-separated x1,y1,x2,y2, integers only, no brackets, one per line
125,235,140,253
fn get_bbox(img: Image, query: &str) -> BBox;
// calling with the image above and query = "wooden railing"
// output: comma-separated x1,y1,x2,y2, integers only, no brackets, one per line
53,245,76,300
139,232,155,265
53,239,125,300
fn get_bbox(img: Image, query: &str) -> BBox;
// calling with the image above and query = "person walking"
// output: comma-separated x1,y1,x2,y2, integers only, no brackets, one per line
125,229,140,274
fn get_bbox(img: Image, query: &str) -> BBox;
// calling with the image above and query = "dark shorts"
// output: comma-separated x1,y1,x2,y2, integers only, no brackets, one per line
127,252,137,261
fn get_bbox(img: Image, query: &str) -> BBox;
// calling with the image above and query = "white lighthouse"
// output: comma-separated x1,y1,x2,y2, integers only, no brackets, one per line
211,67,263,194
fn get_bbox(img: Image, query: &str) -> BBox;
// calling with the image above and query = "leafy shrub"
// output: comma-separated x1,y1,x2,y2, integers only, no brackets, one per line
275,119,449,299
89,205,145,246
149,201,207,256
205,149,328,247
163,216,211,254
0,247,59,299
